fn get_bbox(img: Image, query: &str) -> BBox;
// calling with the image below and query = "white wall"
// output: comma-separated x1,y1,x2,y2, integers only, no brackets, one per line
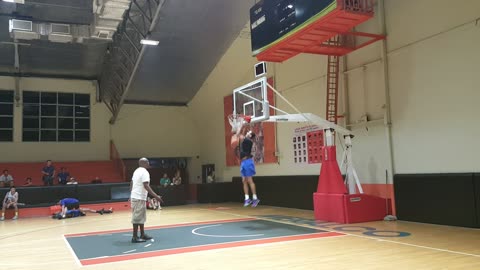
111,104,200,184
0,76,111,162
188,0,480,183
111,104,200,156
0,76,200,185
188,33,259,182
386,0,480,173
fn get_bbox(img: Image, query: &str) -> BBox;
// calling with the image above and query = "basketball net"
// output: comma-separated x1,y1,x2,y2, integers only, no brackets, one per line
228,114,252,135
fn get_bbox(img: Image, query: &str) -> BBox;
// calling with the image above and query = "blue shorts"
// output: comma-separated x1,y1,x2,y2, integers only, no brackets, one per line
240,158,256,178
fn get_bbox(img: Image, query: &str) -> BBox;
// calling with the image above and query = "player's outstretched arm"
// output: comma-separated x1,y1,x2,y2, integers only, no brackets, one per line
143,182,163,203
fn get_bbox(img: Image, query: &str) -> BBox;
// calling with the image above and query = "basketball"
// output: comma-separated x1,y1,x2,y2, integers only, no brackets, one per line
50,205,61,215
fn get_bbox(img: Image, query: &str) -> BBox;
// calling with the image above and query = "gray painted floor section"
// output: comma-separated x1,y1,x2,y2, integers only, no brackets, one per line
66,219,325,260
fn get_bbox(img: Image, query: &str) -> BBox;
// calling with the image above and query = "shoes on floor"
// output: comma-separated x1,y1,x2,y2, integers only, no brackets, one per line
12,215,18,220
141,234,153,240
131,237,146,243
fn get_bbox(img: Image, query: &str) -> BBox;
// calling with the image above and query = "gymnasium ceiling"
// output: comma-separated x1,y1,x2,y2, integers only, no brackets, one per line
0,0,104,80
0,0,255,106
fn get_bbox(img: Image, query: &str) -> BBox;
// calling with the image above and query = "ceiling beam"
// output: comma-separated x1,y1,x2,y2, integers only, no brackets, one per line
0,72,97,81
103,0,166,124
124,100,188,107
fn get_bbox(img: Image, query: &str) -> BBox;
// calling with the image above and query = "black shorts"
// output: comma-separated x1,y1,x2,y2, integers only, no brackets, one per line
66,203,80,210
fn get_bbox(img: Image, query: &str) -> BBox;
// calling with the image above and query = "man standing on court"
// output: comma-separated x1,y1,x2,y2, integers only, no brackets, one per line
130,157,162,243
239,130,260,207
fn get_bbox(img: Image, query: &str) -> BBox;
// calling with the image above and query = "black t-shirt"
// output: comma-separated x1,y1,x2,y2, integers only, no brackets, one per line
240,138,253,159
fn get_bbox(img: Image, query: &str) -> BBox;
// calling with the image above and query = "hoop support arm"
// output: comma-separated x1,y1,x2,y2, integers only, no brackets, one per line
264,113,352,136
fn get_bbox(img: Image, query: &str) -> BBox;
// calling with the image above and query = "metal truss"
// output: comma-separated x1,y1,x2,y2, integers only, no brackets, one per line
99,0,166,124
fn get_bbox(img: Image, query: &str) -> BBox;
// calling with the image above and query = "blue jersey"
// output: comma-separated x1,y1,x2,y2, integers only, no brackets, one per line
43,165,55,177
60,198,79,206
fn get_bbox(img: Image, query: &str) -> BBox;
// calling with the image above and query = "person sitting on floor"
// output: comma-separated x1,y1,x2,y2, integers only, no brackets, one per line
52,207,114,219
58,198,80,218
1,187,19,221
146,196,161,210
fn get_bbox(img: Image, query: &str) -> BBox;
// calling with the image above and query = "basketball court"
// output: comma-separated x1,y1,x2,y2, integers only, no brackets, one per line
1,204,480,269
1,0,480,269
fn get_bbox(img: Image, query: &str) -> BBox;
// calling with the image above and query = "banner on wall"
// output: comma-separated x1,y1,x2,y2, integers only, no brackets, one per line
293,125,323,165
223,77,277,167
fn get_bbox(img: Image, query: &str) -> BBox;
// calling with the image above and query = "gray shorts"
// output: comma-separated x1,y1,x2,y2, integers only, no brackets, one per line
131,198,146,224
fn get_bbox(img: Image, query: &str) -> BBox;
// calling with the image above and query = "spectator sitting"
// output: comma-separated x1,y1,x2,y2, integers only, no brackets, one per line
66,177,78,185
57,167,70,185
160,173,171,187
172,170,182,185
0,169,14,187
91,176,103,184
1,187,19,220
41,160,55,186
22,177,33,187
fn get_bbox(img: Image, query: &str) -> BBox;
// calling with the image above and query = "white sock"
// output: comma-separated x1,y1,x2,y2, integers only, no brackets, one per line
253,194,258,200
245,195,249,200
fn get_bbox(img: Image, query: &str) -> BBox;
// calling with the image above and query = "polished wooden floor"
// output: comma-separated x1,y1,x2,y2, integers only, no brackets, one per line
1,203,479,269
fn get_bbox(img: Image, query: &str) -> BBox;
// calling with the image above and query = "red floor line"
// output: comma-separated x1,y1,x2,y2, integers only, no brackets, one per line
65,218,256,237
80,231,344,266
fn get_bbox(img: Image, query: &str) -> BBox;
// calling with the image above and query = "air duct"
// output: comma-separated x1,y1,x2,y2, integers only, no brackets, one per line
92,0,131,40
9,19,95,44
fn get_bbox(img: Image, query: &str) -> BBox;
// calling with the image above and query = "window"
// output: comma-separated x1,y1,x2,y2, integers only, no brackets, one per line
23,91,90,142
0,90,14,142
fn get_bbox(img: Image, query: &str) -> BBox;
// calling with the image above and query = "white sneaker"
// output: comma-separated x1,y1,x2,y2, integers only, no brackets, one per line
12,215,18,220
0,216,4,221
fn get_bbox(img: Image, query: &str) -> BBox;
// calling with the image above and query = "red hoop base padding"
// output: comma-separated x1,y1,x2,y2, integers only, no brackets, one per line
317,146,348,194
313,193,387,224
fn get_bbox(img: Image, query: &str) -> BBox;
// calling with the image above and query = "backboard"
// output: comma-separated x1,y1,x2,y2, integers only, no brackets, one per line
233,76,270,123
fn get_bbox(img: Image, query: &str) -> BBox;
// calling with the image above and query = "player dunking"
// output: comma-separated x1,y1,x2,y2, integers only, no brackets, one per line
235,127,260,207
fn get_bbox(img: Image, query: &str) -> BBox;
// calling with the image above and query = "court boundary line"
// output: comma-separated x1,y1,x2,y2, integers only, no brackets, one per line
207,208,480,258
400,220,480,231
63,234,82,267
191,224,265,238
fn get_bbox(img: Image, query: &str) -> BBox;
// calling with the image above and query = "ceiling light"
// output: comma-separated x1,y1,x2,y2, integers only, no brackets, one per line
2,0,25,4
140,39,159,46
287,4,293,9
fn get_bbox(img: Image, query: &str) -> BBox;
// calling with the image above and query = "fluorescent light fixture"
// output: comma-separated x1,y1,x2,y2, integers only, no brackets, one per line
140,39,159,46
2,0,25,3
287,4,293,8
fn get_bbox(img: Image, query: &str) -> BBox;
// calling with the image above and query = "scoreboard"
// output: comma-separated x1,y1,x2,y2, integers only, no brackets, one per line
250,0,336,55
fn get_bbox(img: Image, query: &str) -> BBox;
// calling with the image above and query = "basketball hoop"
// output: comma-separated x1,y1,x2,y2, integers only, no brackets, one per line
228,114,251,135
